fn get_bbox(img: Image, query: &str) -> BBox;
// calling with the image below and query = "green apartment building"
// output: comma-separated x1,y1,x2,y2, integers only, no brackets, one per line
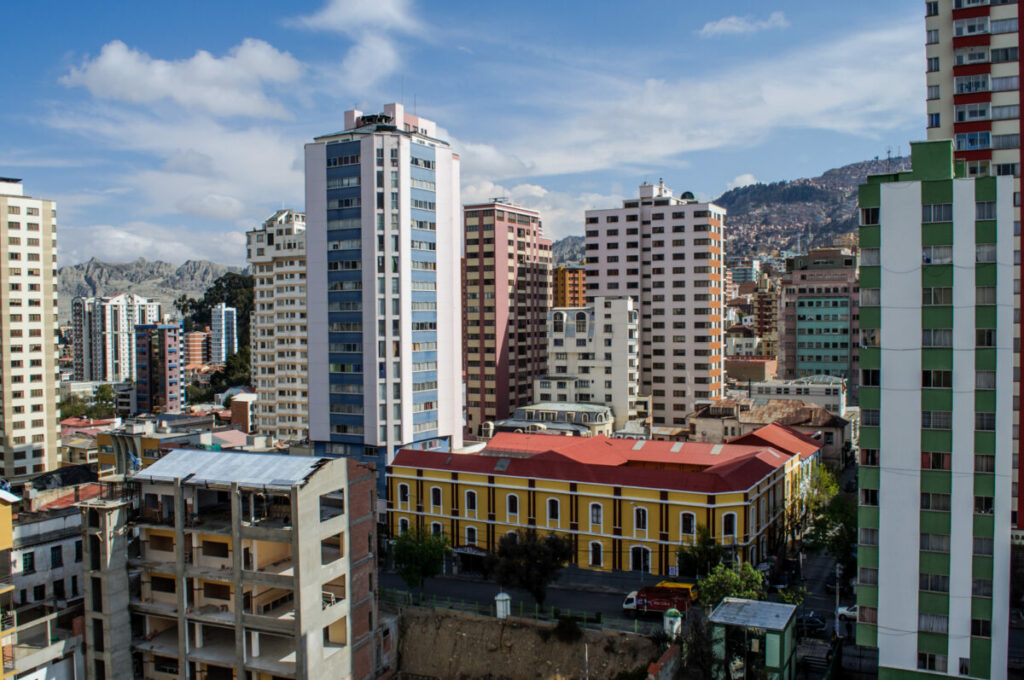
856,140,1012,679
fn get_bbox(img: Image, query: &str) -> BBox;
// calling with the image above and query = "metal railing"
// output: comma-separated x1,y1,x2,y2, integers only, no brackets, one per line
378,588,661,636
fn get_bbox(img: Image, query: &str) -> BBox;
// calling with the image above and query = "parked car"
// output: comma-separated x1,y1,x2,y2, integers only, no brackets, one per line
795,612,828,638
837,604,858,621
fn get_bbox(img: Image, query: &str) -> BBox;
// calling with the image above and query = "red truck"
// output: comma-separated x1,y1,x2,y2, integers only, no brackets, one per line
622,586,692,617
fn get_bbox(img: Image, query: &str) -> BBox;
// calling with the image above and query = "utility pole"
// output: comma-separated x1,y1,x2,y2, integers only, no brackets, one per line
834,562,842,639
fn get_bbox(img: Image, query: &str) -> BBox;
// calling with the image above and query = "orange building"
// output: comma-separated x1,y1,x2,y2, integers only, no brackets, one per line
553,263,586,307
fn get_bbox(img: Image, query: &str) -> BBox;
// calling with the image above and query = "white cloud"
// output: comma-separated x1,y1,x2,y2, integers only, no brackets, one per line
337,32,402,94
727,173,759,190
59,221,248,267
699,11,789,38
61,39,303,118
461,180,623,241
286,0,419,35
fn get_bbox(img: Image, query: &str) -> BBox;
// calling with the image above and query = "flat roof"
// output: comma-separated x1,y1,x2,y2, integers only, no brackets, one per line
521,402,610,413
132,449,328,490
709,598,797,631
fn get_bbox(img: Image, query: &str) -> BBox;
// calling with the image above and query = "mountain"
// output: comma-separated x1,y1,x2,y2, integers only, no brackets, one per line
57,258,244,324
551,235,585,266
714,155,911,257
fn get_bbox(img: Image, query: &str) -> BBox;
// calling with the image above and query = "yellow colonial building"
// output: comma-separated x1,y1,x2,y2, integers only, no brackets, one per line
387,423,821,575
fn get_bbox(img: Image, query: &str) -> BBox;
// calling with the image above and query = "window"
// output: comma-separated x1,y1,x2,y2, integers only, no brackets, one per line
862,409,880,427
976,328,996,346
925,1,938,16
922,370,952,388
859,527,879,546
991,17,1018,34
590,503,602,526
398,518,410,534
860,247,879,265
975,412,996,430
927,84,940,100
921,533,950,552
955,74,989,95
51,545,63,568
590,542,603,567
861,488,879,506
860,288,880,306
994,133,1020,149
921,452,951,470
972,578,993,597
430,487,442,510
507,494,519,516
918,613,949,634
634,507,648,532
976,371,996,389
575,311,587,333
976,243,997,263
431,522,443,537
974,536,994,555
955,102,989,122
922,410,952,429
465,490,477,513
859,567,878,585
921,492,951,511
992,47,1019,64
398,483,409,504
860,207,879,225
722,512,736,537
22,552,34,574
918,652,947,672
976,454,996,472
920,572,949,592
681,512,695,537
927,56,940,72
992,75,1020,91
465,527,477,546
860,449,879,466
547,498,560,522
862,369,881,386
922,287,953,305
922,245,952,264
926,28,939,44
954,16,988,37
955,131,991,150
922,328,953,347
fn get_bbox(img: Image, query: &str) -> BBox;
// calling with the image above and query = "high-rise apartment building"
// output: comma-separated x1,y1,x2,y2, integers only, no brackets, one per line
305,104,463,484
924,0,1023,537
553,263,586,307
135,323,183,414
183,328,210,366
81,450,377,679
0,178,59,481
584,181,726,426
247,209,309,442
72,293,161,382
532,296,639,430
777,248,859,398
210,302,237,365
856,141,1012,680
463,201,551,434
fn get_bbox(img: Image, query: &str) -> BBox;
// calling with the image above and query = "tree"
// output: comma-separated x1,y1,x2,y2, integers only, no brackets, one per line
677,524,726,579
697,562,765,608
94,384,115,406
175,272,255,347
490,530,573,605
804,493,857,574
58,396,88,419
393,528,450,591
785,463,838,547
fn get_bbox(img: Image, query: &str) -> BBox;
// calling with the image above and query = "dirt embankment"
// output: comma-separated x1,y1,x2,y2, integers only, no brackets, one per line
395,606,659,680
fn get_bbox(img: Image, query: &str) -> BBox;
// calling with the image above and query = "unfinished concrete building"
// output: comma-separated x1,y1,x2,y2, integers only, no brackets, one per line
79,450,377,680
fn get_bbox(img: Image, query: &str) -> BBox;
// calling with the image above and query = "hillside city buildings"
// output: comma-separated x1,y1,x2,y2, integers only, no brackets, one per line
0,178,60,481
305,104,463,487
72,294,161,382
247,209,310,442
462,201,551,434
924,0,1023,540
210,302,238,365
584,181,727,428
856,141,1012,680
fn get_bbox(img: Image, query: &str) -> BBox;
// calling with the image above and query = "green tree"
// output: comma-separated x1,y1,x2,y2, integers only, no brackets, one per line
490,530,573,605
785,463,838,547
94,384,115,406
804,494,857,574
393,528,450,591
677,524,726,579
697,562,765,608
175,272,255,347
58,396,89,419
777,586,807,607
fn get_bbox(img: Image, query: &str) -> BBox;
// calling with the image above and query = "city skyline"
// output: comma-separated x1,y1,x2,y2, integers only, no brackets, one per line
2,0,925,266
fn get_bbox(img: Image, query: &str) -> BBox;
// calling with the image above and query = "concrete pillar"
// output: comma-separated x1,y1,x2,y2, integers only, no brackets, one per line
251,630,260,657
195,622,203,648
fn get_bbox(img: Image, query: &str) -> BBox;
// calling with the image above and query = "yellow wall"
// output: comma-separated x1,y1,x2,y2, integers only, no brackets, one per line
0,503,12,553
387,461,800,576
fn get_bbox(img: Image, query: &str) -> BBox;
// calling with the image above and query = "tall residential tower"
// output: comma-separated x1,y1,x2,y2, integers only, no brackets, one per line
247,209,309,442
72,293,161,382
210,302,237,365
0,178,59,481
306,104,463,483
584,182,726,427
463,201,551,435
856,141,1011,680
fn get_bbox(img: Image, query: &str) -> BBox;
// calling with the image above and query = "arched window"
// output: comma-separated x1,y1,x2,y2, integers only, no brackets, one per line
507,494,519,517
576,311,587,333
723,512,737,537
506,531,518,544
634,507,648,532
398,483,410,504
466,526,477,546
590,503,602,526
465,490,477,514
681,512,696,537
398,518,410,534
430,487,442,510
589,542,603,567
547,498,560,522
630,546,651,572
431,522,443,537
552,313,565,333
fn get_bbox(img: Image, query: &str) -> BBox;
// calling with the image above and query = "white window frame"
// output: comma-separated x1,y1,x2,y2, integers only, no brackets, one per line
722,512,737,541
398,483,410,507
680,511,696,541
465,526,477,546
634,507,648,536
589,502,602,529
507,493,519,521
464,490,478,517
430,486,442,512
589,541,603,567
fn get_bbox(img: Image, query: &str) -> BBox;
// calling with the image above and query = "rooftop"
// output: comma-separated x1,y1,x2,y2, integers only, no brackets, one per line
520,402,610,413
133,450,329,490
709,597,797,631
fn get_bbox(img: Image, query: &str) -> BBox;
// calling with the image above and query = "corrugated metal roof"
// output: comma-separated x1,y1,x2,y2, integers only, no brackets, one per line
132,449,327,489
709,597,796,631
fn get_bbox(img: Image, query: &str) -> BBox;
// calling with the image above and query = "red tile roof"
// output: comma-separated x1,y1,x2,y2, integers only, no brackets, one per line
728,423,822,460
392,432,804,495
37,483,104,511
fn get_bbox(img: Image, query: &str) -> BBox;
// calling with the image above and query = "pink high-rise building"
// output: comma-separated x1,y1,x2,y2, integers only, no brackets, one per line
463,201,551,436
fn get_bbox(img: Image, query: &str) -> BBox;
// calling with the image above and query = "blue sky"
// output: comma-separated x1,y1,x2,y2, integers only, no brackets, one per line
1,0,924,266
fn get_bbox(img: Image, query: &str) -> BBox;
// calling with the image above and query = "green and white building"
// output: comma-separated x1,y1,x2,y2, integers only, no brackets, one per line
856,140,1012,679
